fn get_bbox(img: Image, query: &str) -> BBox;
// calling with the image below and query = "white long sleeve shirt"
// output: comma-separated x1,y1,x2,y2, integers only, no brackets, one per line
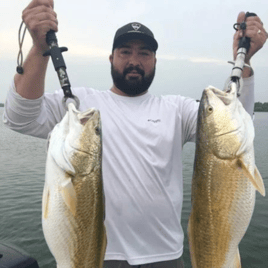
3,77,254,265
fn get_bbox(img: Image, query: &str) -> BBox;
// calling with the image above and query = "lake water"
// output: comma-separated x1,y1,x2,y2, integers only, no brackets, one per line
0,107,267,268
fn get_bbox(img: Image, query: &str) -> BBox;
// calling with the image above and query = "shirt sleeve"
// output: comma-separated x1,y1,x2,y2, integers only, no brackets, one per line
2,80,66,139
238,75,254,117
180,97,199,144
163,94,199,144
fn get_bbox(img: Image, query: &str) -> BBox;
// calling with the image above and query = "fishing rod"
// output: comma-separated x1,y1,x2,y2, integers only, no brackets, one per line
43,30,80,110
225,12,257,96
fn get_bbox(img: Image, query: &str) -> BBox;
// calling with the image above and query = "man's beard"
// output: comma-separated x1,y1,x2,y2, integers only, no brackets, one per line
111,64,155,96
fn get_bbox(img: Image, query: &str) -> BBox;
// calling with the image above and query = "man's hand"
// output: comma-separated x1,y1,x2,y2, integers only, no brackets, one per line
233,12,267,65
22,0,58,52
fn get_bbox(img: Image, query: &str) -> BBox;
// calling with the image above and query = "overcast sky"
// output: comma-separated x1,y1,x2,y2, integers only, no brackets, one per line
0,0,268,103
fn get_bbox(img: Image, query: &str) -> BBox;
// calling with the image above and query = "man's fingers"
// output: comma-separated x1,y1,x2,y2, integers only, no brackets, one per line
25,0,53,10
49,0,54,9
236,12,262,30
237,11,245,24
22,5,57,29
23,5,56,20
244,20,267,40
36,21,58,34
246,15,263,26
235,12,266,39
233,12,267,62
21,0,57,51
28,17,58,33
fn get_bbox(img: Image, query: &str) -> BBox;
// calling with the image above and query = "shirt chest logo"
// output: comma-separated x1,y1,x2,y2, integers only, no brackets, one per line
148,119,161,123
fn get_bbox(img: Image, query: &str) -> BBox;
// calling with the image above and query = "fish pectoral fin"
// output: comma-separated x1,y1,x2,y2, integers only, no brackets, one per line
254,165,266,196
42,183,50,219
233,248,241,268
187,216,197,268
60,178,77,216
237,159,266,196
99,228,107,268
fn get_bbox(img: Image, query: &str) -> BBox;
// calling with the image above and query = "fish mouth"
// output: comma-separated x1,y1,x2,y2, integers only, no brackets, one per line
67,103,101,155
204,85,236,106
77,110,97,125
68,103,100,126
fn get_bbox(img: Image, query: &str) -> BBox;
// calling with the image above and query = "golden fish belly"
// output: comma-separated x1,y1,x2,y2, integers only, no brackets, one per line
188,153,255,268
42,165,106,268
70,172,106,268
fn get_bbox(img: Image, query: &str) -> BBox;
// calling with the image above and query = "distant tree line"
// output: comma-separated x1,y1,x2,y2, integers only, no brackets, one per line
254,102,268,112
1,102,268,111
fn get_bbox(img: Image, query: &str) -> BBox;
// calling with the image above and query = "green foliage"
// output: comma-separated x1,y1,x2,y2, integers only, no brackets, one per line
254,102,268,112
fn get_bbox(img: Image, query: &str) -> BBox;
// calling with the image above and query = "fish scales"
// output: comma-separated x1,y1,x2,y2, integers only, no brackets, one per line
42,103,106,268
190,151,256,267
188,84,265,268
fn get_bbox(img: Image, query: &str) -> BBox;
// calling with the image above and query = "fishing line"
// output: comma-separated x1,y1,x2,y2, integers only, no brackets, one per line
17,21,27,74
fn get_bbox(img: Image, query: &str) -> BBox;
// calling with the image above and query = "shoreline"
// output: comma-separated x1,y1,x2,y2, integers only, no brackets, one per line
0,104,268,112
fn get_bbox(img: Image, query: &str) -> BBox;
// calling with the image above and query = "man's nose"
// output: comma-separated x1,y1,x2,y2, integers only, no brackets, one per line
128,52,141,66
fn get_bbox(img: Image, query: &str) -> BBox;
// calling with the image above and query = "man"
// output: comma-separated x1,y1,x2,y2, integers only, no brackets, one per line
3,0,267,267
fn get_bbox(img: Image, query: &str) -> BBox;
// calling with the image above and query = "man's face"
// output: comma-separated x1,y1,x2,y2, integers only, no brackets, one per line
109,39,157,96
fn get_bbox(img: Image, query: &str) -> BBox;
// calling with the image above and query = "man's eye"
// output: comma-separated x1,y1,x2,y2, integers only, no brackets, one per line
121,50,130,54
141,52,149,56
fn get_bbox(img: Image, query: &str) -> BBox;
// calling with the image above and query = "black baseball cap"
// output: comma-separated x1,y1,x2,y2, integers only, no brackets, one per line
112,22,158,52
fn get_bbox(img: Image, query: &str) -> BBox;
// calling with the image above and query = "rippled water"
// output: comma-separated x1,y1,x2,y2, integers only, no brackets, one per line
0,108,267,268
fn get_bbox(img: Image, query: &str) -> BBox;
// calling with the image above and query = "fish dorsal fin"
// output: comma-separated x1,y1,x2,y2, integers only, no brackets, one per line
60,177,77,216
237,159,266,196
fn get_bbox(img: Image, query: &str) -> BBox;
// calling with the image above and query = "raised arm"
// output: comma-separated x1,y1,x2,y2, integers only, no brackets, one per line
232,12,267,115
15,0,58,99
3,0,62,139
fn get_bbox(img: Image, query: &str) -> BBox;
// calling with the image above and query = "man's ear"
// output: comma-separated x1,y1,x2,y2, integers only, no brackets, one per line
109,54,113,64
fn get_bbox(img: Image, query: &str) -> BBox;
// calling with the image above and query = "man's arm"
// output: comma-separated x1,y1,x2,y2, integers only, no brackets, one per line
15,0,58,99
233,12,267,75
232,12,267,116
3,0,61,139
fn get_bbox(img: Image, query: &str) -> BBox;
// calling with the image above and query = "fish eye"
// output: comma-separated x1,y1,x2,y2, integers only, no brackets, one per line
207,106,213,113
95,126,101,135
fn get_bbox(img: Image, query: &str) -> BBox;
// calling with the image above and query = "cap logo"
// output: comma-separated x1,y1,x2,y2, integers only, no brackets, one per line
131,23,141,31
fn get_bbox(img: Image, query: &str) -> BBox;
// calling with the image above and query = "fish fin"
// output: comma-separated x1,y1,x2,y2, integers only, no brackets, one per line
187,216,197,268
237,159,266,196
46,131,52,153
254,166,266,196
60,177,77,216
233,248,241,268
99,227,107,268
42,184,50,219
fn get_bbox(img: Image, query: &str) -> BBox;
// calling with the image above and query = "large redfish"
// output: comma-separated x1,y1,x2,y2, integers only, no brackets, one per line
188,84,265,268
42,103,106,268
